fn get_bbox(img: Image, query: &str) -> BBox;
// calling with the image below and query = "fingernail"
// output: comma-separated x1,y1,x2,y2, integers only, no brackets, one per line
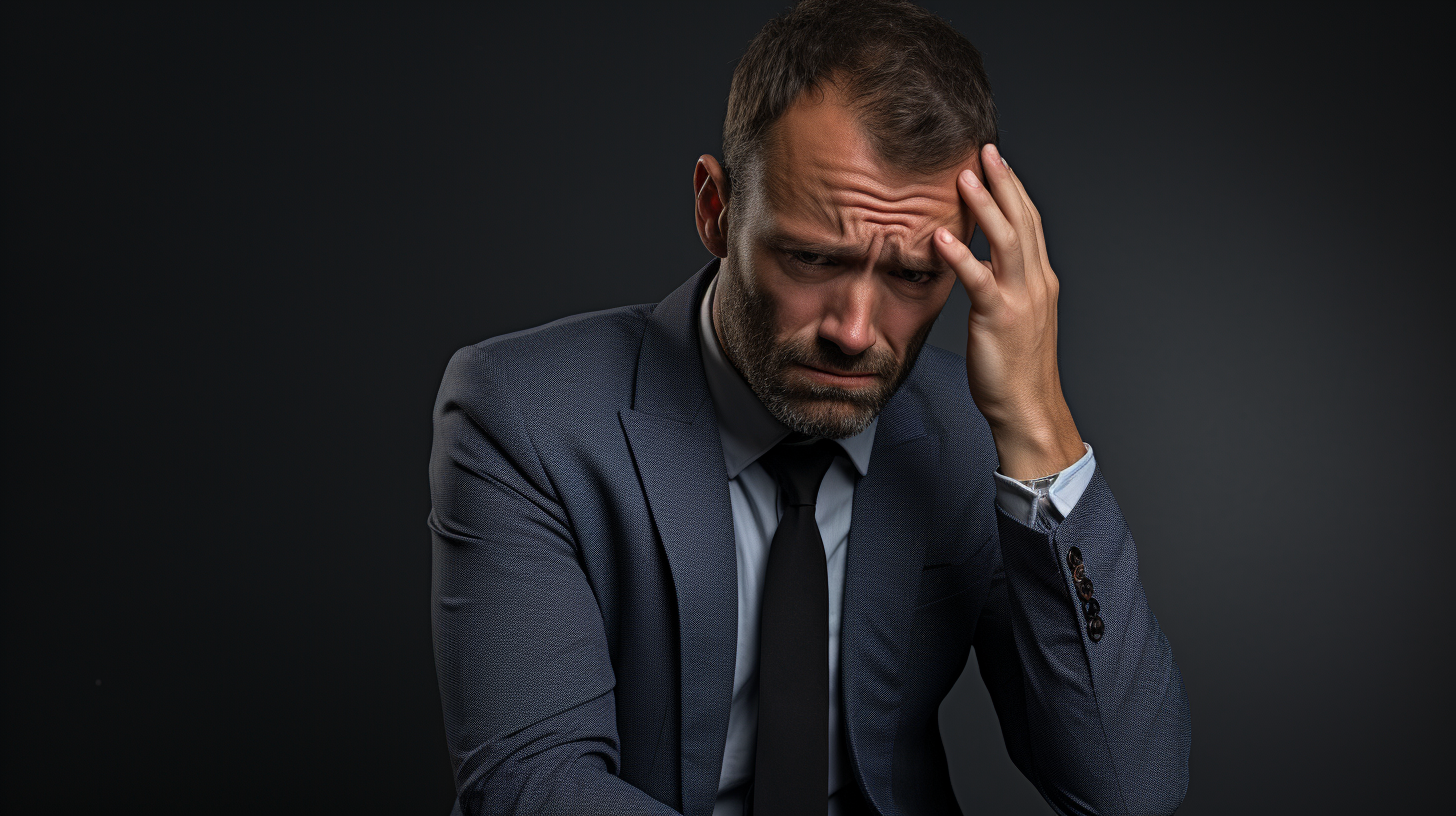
938,229,955,244
960,169,979,188
1001,154,1009,169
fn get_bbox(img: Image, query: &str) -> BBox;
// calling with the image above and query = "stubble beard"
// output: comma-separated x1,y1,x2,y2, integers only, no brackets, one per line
715,262,936,440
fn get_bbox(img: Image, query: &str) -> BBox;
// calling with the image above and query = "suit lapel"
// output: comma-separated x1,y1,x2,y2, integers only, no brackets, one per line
618,259,943,816
841,384,936,815
619,260,737,816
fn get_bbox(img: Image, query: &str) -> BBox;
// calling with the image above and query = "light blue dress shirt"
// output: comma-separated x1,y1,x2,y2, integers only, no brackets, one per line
698,272,1095,816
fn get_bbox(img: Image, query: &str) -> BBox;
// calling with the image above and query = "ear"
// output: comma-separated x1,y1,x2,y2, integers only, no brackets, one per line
694,155,730,258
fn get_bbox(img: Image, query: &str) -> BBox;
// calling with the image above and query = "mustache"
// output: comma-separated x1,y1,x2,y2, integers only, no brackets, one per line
780,337,897,377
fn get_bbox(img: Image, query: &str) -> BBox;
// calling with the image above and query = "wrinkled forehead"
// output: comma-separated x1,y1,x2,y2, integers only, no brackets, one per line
752,83,978,263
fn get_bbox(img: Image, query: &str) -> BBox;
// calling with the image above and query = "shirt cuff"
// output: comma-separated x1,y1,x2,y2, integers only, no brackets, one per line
994,443,1096,529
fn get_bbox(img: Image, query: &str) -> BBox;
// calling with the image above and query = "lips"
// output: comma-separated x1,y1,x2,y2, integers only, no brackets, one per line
798,363,879,385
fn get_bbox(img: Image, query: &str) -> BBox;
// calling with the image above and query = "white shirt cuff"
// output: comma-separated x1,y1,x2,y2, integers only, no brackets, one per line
994,443,1096,528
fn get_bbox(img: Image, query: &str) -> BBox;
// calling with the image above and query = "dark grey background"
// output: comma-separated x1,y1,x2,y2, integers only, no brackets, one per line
4,2,1450,814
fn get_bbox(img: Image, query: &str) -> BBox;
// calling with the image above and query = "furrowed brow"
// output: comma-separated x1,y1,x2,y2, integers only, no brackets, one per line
763,230,949,274
763,230,861,259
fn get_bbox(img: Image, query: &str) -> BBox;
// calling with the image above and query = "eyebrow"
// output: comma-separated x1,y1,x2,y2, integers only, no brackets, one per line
763,230,949,273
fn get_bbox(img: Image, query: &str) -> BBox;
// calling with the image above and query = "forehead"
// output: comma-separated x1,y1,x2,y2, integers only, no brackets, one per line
755,82,976,261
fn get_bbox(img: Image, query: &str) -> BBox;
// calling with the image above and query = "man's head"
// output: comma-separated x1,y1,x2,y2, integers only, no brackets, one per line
694,0,998,439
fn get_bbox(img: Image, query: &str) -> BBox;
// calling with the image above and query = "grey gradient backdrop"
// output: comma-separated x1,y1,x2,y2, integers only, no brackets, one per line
4,2,1451,814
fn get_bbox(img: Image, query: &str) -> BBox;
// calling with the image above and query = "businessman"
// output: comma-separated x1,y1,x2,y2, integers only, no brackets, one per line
429,2,1190,815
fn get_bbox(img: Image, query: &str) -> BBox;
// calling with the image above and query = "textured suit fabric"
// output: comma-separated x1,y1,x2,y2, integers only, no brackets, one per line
429,259,1191,816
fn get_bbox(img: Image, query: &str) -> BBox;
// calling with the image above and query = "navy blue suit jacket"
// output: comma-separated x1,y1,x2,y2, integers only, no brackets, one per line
429,261,1190,816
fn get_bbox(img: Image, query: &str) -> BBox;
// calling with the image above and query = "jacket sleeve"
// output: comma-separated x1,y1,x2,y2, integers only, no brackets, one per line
972,465,1191,816
429,347,681,816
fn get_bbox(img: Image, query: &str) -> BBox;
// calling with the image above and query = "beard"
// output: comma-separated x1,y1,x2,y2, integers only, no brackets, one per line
715,265,935,440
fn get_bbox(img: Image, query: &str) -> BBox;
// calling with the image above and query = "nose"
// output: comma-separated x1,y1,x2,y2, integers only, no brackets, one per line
817,273,878,357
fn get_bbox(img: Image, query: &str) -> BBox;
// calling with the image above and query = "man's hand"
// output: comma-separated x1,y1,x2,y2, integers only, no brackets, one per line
932,142,1085,481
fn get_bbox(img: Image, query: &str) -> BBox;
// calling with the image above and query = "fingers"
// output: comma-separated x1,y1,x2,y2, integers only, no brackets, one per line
954,165,1018,267
957,156,1037,290
933,227,1000,311
983,144,1052,275
981,144,1035,240
954,144,1057,299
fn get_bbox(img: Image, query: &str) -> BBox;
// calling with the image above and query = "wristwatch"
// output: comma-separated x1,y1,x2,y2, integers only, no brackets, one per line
1018,474,1059,493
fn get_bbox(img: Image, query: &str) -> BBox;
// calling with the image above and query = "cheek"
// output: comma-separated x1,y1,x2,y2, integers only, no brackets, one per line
880,296,945,352
769,285,828,340
748,250,820,335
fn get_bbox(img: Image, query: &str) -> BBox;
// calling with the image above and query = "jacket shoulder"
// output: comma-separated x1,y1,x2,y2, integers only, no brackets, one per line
436,303,654,419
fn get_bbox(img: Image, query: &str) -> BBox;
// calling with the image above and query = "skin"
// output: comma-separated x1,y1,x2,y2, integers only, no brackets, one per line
693,80,1084,480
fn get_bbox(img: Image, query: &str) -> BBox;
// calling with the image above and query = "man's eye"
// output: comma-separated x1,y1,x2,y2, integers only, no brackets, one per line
897,269,935,285
788,251,832,266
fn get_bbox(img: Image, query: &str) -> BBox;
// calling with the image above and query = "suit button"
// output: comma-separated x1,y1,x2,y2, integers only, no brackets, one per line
1076,576,1094,602
1087,616,1104,642
1084,597,1100,618
1066,547,1083,570
1072,562,1085,582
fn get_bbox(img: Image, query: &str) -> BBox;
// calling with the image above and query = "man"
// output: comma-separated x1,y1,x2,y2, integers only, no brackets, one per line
429,1,1190,814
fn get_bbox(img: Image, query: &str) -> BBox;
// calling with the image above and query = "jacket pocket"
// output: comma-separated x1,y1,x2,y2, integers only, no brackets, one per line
914,561,970,610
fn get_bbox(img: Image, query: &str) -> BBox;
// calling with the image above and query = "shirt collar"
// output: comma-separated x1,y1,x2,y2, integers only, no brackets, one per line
697,269,877,479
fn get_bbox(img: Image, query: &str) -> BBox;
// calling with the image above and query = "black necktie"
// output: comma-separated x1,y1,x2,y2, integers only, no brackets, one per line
752,436,840,816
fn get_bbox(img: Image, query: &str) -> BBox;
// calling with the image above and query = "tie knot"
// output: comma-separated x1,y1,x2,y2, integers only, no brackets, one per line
758,437,841,507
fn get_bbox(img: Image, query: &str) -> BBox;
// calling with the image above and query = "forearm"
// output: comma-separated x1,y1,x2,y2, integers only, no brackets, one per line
985,392,1086,482
986,467,1190,815
438,647,680,816
431,496,682,816
431,348,681,816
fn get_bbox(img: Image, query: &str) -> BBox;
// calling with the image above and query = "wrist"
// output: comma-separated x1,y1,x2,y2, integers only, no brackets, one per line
988,405,1084,481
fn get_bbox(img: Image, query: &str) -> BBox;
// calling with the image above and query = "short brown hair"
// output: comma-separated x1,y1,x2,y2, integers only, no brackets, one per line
722,0,998,207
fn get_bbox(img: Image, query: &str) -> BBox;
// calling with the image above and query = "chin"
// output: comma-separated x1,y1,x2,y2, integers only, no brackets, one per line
773,396,878,440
